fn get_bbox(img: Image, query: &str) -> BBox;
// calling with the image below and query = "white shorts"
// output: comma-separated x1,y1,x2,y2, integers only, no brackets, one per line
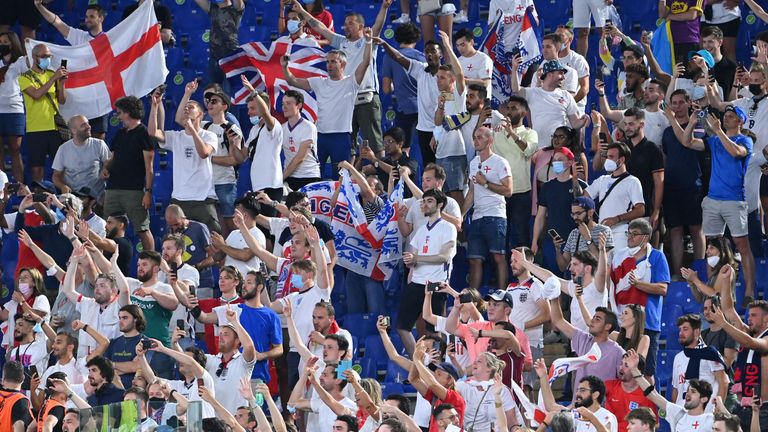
573,0,609,28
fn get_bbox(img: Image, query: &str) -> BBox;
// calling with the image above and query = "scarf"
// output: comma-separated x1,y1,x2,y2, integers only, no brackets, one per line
683,340,727,380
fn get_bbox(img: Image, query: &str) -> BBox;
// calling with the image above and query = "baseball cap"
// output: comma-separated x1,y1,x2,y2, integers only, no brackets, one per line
204,89,231,107
540,59,568,78
688,49,715,69
723,105,747,124
484,290,514,308
574,196,596,210
31,180,56,194
434,362,460,381
73,187,99,200
554,147,575,161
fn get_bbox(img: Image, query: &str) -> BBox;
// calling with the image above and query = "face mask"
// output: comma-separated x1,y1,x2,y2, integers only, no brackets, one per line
303,0,315,4
604,159,618,172
707,255,720,268
627,246,642,255
0,45,10,56
749,84,764,96
287,20,301,34
249,115,261,126
290,274,304,289
18,282,32,297
552,161,567,174
37,57,51,70
149,397,166,403
691,86,706,101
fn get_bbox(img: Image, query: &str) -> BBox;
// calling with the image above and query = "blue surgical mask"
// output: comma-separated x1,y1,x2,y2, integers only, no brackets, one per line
691,86,706,101
290,274,304,289
287,20,301,34
38,57,51,70
249,115,261,126
552,161,567,174
303,0,315,4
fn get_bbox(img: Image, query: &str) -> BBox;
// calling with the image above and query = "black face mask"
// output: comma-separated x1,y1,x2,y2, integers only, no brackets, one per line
149,397,166,403
749,84,764,96
0,45,10,56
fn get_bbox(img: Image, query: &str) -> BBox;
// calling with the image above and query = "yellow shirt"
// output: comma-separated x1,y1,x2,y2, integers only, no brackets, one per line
18,69,58,132
493,126,538,194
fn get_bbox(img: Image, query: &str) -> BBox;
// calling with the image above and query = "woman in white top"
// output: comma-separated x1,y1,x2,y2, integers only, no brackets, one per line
0,267,51,348
0,32,28,182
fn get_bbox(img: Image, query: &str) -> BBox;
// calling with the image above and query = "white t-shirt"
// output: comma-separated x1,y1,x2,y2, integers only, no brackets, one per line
65,27,98,46
161,129,218,201
455,380,517,432
280,285,332,352
308,75,360,133
225,226,265,275
167,371,217,418
506,278,546,347
525,87,580,150
664,401,714,432
0,56,28,113
51,137,110,193
567,281,608,332
434,86,468,159
672,348,725,410
205,352,256,414
2,296,51,348
10,339,49,378
204,121,243,185
585,173,645,223
407,60,439,132
38,357,88,408
643,109,670,148
247,121,284,190
158,263,200,336
558,50,590,110
310,395,357,431
0,170,7,199
459,51,493,95
574,406,618,432
330,34,378,94
76,297,121,357
282,118,320,179
409,218,457,284
404,196,461,242
468,153,512,220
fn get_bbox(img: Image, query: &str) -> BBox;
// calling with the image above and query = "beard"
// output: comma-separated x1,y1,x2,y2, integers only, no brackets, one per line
137,271,152,283
241,286,258,301
683,398,698,410
574,397,593,409
106,227,118,239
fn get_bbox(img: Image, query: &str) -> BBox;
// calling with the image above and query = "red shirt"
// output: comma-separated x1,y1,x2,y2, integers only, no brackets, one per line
425,389,466,432
604,379,657,432
15,212,46,278
198,296,243,354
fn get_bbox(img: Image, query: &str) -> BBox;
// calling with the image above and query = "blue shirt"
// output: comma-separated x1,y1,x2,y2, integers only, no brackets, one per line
639,248,670,332
662,124,702,191
381,47,424,115
87,382,125,407
237,303,282,380
105,334,142,389
706,133,752,201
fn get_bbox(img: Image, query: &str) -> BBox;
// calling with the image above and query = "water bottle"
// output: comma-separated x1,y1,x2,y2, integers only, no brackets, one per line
254,379,264,406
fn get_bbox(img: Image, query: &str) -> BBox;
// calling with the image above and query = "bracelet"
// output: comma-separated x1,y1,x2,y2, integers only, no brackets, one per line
597,93,605,97
632,374,643,379
643,384,654,396
479,330,483,338
542,421,549,427
495,402,503,408
83,324,89,332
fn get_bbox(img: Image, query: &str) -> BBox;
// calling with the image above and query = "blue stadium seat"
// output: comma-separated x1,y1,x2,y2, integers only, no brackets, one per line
362,335,392,370
174,7,210,34
342,313,380,339
384,362,409,384
380,382,405,398
359,356,378,378
655,349,675,385
665,326,682,351
660,304,682,339
756,258,768,298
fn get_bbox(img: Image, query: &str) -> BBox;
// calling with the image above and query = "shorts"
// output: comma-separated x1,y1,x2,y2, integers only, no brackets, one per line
572,0,608,28
418,0,456,17
103,189,151,232
702,18,740,38
467,216,507,259
0,0,43,28
171,198,221,233
396,282,447,331
0,113,25,136
214,183,237,217
89,114,109,135
643,329,660,376
702,196,749,238
25,130,62,167
437,155,467,192
663,188,703,228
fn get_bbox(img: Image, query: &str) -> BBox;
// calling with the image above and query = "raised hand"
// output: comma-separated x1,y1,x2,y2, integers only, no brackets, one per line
185,80,198,95
240,74,255,93
238,377,256,402
72,320,87,331
673,62,685,78
533,358,548,379
705,112,722,133
233,209,246,229
17,229,33,247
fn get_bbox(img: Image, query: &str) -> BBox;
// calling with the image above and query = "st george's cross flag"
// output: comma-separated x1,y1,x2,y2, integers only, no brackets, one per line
26,0,167,120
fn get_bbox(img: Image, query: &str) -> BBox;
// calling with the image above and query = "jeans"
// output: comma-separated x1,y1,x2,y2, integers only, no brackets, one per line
345,270,385,314
506,191,532,249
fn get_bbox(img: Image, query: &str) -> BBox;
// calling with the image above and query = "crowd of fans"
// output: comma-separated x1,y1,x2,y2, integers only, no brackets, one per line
0,0,767,431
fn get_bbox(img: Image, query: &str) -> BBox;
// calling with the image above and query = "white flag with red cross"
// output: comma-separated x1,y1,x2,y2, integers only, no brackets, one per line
26,0,167,120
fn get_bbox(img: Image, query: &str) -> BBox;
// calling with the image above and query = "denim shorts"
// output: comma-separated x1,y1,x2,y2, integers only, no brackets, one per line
0,113,25,136
467,216,507,259
437,155,467,192
214,183,237,217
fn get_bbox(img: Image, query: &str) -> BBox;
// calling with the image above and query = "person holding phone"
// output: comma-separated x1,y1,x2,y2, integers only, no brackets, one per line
7,313,48,396
104,304,152,390
157,234,199,348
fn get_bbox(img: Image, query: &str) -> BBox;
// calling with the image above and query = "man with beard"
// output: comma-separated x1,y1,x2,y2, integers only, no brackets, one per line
287,301,352,367
536,360,619,432
463,85,506,164
597,64,649,122
84,356,124,406
700,296,738,369
604,354,657,432
288,362,357,431
559,197,613,271
8,314,49,390
51,116,110,197
626,350,715,432
360,127,418,194
32,324,94,411
158,234,199,348
116,250,178,347
203,307,257,416
671,314,728,410
61,250,122,357
88,213,133,275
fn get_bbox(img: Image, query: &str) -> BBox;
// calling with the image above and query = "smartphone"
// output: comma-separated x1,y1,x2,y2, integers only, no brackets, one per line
170,261,178,278
547,229,561,240
7,183,19,195
60,59,67,68
441,91,455,101
596,66,603,81
188,285,196,297
22,366,38,390
459,293,473,304
32,193,47,203
380,316,391,328
599,132,609,144
197,377,205,388
605,19,613,26
337,360,353,379
426,281,441,292
590,102,597,112
574,276,583,286
176,319,185,331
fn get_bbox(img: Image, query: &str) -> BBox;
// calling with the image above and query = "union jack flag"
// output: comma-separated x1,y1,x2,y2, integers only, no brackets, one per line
218,40,327,122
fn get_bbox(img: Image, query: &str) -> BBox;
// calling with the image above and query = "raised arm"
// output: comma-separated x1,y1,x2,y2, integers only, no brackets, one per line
707,114,748,159
534,358,562,411
376,316,413,370
199,385,246,432
626,349,672,409
548,296,577,340
292,0,336,41
509,55,525,96
438,30,465,94
33,0,71,37
412,341,448,399
374,38,412,69
284,299,313,360
680,112,706,151
354,28,374,85
306,224,330,290
233,209,279,270
745,0,768,22
280,55,312,91
147,92,165,143
371,0,392,37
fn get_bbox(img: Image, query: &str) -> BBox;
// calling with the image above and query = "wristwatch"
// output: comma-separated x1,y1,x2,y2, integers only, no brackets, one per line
585,240,593,246
374,161,379,169
483,183,489,189
144,187,152,193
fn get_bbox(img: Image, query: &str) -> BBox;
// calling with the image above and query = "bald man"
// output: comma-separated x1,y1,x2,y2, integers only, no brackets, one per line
52,115,110,196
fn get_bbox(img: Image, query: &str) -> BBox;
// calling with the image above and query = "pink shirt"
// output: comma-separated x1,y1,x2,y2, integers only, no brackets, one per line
456,321,533,367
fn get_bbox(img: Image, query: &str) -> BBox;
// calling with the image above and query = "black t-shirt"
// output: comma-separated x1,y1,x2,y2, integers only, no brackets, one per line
107,124,154,191
123,2,173,29
376,154,419,198
38,403,65,432
626,138,665,215
278,218,334,248
711,57,736,100
104,236,133,275
538,177,588,241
